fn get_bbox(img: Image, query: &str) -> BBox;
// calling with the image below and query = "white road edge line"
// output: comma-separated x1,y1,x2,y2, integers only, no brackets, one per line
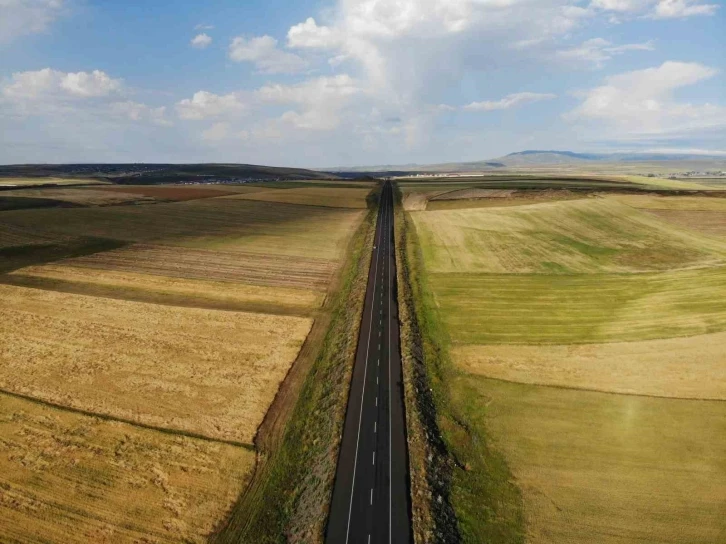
344,194,384,544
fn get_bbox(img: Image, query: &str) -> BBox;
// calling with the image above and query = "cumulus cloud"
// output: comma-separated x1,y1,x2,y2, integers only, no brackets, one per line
652,0,718,18
258,74,361,130
0,0,65,45
465,92,557,112
2,68,122,99
175,90,248,120
557,38,655,67
228,35,307,74
190,33,212,49
589,0,718,17
111,101,172,126
567,61,725,137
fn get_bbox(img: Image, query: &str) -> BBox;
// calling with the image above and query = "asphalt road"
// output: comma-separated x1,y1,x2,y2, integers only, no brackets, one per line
326,182,412,544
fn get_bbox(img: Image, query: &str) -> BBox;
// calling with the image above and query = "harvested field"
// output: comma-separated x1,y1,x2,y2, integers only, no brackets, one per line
97,185,238,201
1,187,157,206
646,209,726,236
456,377,726,544
0,392,254,544
0,222,73,249
454,329,726,399
0,177,107,187
0,199,364,260
401,191,448,211
412,198,726,274
226,187,372,209
431,188,516,200
0,284,312,444
43,243,336,290
433,267,726,344
610,194,726,211
8,265,322,314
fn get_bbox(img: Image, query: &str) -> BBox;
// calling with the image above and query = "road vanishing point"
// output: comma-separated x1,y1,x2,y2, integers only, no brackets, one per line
326,181,412,544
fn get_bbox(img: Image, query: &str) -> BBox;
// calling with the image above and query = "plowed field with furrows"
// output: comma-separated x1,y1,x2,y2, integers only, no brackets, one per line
59,243,336,290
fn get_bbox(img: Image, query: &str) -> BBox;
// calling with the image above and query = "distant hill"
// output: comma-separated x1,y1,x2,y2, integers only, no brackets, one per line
0,163,340,184
494,150,726,166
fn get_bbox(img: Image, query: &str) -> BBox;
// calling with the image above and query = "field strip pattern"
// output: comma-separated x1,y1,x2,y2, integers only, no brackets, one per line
432,267,726,344
52,243,336,290
454,328,726,399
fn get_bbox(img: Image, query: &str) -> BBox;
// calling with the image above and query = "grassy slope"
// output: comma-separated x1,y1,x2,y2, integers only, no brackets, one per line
407,194,726,543
213,196,378,543
397,200,524,543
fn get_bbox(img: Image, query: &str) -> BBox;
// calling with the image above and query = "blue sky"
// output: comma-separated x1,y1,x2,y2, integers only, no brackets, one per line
0,0,724,166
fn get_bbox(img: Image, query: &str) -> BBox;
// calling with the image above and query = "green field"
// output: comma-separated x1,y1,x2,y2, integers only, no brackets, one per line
400,187,726,543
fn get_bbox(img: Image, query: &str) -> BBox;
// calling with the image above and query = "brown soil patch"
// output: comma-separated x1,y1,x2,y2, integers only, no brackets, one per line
646,209,726,236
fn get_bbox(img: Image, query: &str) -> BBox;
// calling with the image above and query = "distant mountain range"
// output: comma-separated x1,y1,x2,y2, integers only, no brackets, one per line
325,150,726,174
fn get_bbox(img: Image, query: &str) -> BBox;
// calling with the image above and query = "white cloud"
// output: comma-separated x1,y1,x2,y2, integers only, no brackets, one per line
110,101,172,126
287,17,341,49
195,23,214,30
258,74,361,130
175,90,248,120
567,61,726,137
228,35,307,74
0,0,64,45
589,0,718,17
557,38,654,67
465,92,557,112
2,68,122,99
652,0,718,18
191,33,212,49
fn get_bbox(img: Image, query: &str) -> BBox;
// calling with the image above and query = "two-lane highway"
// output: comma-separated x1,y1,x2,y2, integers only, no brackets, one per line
326,182,411,544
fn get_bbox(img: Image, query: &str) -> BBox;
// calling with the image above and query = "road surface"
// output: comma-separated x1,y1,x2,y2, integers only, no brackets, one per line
326,181,411,544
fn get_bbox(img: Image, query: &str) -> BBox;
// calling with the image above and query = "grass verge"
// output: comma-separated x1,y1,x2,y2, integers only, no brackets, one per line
211,191,378,543
394,185,524,543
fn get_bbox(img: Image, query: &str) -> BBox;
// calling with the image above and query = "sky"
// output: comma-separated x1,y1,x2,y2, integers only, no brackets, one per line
0,0,724,167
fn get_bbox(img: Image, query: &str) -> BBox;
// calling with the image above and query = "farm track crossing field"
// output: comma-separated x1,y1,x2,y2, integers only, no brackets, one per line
0,393,254,544
412,198,726,274
0,198,364,260
433,267,726,344
225,186,372,208
0,284,312,444
456,377,726,544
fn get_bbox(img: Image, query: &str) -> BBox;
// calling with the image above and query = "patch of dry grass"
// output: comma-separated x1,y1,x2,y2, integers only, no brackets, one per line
457,377,726,544
413,198,726,274
37,242,337,291
224,187,372,209
0,177,108,187
610,194,726,211
9,264,322,313
0,392,254,544
0,198,364,260
454,330,726,399
0,284,312,444
1,188,157,206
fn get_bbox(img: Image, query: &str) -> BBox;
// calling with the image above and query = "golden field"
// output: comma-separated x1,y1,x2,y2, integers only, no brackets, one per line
225,186,372,208
454,329,726,399
0,283,312,444
10,264,322,314
0,392,254,544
